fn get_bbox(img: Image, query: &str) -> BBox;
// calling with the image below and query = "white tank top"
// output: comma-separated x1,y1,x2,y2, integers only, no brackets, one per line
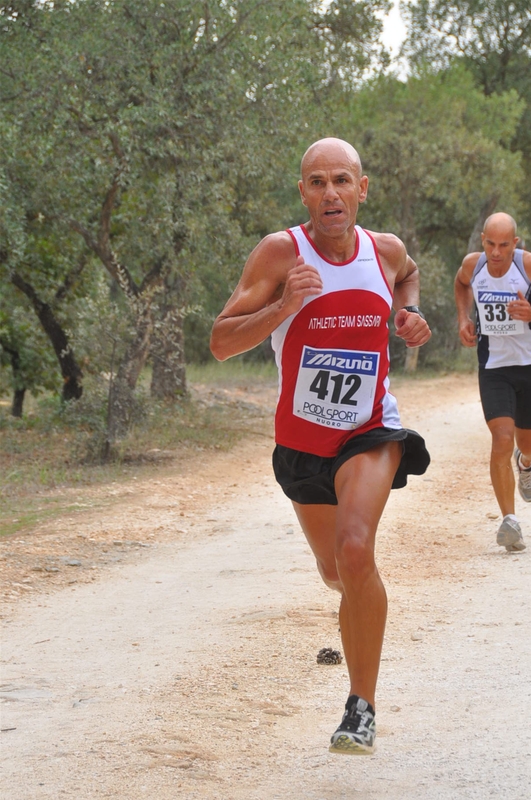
471,250,531,369
271,224,401,457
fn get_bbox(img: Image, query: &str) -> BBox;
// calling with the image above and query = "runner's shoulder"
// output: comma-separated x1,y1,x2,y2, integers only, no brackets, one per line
521,249,531,279
366,230,407,269
252,230,296,261
244,230,297,279
218,231,296,315
459,251,482,278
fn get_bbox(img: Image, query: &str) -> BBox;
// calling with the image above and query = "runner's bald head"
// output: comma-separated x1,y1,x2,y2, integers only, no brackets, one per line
300,138,363,179
483,212,517,239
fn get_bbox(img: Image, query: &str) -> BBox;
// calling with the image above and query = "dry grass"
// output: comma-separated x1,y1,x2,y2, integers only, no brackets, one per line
0,361,277,537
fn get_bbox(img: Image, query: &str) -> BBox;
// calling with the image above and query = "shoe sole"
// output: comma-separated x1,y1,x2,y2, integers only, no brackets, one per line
506,540,526,552
329,734,375,755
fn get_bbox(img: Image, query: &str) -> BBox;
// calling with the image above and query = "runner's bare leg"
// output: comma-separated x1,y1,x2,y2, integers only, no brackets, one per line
487,417,516,516
293,441,402,708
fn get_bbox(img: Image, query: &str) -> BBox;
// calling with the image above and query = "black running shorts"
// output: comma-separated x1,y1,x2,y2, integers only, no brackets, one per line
478,364,531,428
272,427,431,506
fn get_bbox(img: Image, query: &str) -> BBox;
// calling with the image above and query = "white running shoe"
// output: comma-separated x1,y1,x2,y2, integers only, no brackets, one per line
496,516,526,552
514,449,531,503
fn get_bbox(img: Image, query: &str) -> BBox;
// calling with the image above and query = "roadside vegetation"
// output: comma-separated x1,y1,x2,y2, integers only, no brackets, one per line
0,357,480,538
1,2,530,531
0,360,278,536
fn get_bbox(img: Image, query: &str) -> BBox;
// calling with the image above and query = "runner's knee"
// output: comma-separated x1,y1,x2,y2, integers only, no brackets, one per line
335,526,375,578
491,427,515,458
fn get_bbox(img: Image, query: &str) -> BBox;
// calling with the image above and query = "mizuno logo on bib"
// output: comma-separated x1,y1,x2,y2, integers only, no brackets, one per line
293,346,379,430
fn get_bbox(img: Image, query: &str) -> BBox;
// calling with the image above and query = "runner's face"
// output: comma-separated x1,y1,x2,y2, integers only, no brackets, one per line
298,146,368,238
481,227,518,271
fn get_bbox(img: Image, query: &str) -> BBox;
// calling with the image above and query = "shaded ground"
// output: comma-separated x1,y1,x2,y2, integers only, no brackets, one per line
1,373,530,799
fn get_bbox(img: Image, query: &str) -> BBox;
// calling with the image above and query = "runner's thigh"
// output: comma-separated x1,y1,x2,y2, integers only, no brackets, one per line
333,442,402,540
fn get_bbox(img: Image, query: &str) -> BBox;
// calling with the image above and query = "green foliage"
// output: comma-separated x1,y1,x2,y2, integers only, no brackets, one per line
0,0,391,399
331,64,525,369
2,0,529,390
67,272,135,377
339,66,524,246
401,1,531,80
397,249,458,369
401,0,531,236
0,287,59,400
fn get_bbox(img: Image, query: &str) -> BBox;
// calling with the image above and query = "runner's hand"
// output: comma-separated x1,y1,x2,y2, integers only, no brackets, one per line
457,318,477,347
507,291,531,322
279,256,323,316
394,308,431,348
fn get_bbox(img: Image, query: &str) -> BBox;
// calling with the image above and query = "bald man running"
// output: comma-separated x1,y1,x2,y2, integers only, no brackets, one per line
211,137,431,754
455,212,531,551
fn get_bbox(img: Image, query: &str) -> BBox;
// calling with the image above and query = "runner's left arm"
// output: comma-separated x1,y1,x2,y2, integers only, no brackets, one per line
507,250,531,323
387,242,431,348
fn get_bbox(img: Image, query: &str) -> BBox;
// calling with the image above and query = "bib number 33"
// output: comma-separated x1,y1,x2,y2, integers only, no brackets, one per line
293,346,379,430
477,291,525,336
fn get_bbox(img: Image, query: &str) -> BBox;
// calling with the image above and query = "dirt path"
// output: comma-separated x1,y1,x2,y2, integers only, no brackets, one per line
1,374,531,800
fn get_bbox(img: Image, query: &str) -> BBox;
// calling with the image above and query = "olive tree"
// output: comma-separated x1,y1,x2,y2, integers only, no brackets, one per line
1,0,391,440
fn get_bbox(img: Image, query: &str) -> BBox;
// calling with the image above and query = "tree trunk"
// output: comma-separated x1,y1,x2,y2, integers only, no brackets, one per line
467,195,499,253
12,387,26,418
106,299,153,444
0,338,26,418
149,220,188,400
0,337,27,416
150,303,187,401
10,273,83,401
404,347,420,373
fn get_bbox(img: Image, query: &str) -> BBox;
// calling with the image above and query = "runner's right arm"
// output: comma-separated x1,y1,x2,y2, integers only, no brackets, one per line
210,232,323,361
454,254,478,348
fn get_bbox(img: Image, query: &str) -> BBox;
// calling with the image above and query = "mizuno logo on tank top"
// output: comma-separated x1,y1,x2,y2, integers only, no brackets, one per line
471,250,531,370
478,291,517,302
301,349,378,372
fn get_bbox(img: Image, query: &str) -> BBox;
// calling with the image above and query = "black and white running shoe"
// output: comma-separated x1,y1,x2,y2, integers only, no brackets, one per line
329,695,376,755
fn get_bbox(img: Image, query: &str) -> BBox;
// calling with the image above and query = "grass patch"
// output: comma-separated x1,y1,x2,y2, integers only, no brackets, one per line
0,501,105,537
0,362,276,536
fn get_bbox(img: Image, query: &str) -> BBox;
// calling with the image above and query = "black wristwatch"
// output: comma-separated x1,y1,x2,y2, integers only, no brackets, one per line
402,305,425,320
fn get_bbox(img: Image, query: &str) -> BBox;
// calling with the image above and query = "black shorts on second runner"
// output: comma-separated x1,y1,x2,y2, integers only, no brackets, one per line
272,427,431,506
478,364,531,427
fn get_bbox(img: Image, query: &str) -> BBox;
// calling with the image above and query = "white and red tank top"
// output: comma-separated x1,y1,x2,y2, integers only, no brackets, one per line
271,224,401,457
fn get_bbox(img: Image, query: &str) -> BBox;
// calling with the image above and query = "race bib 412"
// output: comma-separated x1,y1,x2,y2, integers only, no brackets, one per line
293,346,379,430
